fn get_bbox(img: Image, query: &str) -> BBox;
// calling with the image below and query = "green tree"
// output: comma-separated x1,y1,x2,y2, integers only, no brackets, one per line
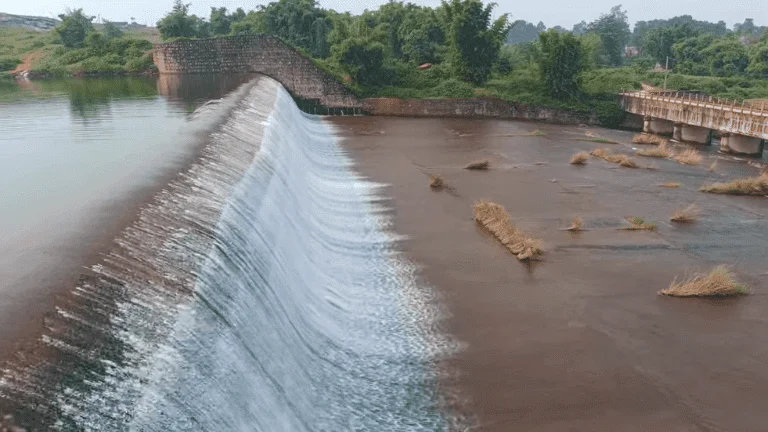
103,22,124,40
259,0,333,58
644,25,694,65
210,7,232,36
230,11,266,35
537,29,586,99
672,34,714,75
332,38,387,87
398,6,445,64
157,0,204,39
589,5,630,66
55,9,95,48
747,41,768,77
702,37,749,76
441,0,510,85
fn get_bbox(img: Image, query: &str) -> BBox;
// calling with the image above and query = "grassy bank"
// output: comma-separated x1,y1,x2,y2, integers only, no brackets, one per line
0,27,157,76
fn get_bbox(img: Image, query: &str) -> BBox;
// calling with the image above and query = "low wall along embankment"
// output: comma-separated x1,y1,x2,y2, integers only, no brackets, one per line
154,36,641,128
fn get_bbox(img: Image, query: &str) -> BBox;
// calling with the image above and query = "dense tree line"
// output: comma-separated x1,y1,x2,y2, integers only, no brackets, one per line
152,0,767,118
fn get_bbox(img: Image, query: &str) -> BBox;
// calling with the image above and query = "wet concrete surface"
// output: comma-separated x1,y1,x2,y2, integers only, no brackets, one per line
332,117,768,432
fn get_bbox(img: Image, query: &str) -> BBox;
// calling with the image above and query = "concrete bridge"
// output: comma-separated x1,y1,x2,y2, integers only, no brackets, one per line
620,90,768,156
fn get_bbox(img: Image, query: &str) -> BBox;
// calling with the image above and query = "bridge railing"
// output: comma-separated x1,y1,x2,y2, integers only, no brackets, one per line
620,91,768,139
620,91,768,118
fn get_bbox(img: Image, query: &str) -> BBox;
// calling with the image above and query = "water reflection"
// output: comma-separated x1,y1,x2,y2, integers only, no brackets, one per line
157,73,257,112
0,74,256,119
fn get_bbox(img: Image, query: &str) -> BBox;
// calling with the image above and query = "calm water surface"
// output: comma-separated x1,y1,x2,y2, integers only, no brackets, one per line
0,74,253,356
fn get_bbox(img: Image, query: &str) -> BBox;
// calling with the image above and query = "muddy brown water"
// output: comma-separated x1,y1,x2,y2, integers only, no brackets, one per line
333,117,768,432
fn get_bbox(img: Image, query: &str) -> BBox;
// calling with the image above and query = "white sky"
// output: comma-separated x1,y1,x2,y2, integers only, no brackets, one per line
0,0,765,29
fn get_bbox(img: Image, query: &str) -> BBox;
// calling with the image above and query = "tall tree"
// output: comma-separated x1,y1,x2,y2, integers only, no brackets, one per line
589,5,630,66
441,0,510,84
259,0,333,58
537,29,586,99
55,9,95,48
644,24,695,65
157,1,205,39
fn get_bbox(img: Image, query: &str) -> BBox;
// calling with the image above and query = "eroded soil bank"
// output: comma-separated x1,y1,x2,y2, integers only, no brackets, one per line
333,116,767,432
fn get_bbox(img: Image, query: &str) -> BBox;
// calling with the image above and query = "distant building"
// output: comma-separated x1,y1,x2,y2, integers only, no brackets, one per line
625,46,640,58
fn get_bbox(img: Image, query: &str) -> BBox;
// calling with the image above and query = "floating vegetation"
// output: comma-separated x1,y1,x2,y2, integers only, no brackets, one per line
660,266,749,297
429,175,444,189
700,172,768,196
637,141,674,158
621,216,658,231
590,148,638,168
465,159,490,170
673,148,703,165
670,204,699,223
632,133,667,145
570,152,589,165
566,217,583,232
660,182,682,188
474,201,543,261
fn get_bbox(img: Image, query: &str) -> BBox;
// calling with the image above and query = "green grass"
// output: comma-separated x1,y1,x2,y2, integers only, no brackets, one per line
0,28,53,58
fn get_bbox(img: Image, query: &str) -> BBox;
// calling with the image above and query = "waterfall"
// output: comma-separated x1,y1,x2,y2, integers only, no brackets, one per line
0,76,449,431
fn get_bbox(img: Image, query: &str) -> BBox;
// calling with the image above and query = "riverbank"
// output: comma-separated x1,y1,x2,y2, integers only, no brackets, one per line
334,116,768,431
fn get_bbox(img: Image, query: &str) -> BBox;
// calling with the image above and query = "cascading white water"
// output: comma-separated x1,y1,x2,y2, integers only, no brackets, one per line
0,76,450,431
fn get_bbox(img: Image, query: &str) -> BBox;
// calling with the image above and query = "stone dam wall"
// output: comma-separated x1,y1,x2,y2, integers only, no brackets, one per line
154,36,641,129
153,35,360,109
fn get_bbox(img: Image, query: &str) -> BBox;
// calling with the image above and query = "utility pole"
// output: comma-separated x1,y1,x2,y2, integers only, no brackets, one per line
663,56,669,91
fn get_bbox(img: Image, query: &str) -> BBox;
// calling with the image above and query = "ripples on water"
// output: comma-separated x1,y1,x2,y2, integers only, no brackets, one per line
0,76,451,431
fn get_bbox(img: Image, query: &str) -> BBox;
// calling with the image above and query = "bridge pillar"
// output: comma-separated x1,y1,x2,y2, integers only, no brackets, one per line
680,124,712,145
673,123,683,141
720,133,765,156
644,117,674,136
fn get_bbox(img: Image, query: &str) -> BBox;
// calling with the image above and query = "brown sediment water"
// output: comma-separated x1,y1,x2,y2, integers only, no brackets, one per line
333,117,768,431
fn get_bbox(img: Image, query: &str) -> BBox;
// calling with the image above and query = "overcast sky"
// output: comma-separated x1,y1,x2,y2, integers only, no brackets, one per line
1,0,765,30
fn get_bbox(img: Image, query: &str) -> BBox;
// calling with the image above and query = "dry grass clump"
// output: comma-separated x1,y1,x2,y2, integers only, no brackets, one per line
660,182,682,188
622,217,658,231
429,175,444,189
636,141,674,158
530,129,546,137
670,204,699,223
632,133,667,145
660,266,749,297
673,148,703,165
465,159,490,170
570,152,590,165
590,148,638,168
700,172,768,196
567,217,583,232
474,201,544,261
708,161,717,173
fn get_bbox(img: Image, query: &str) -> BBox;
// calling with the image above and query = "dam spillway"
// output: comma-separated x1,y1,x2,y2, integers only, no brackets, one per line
0,76,449,431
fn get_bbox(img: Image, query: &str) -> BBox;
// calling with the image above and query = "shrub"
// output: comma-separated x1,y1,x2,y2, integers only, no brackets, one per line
429,78,476,98
0,56,21,72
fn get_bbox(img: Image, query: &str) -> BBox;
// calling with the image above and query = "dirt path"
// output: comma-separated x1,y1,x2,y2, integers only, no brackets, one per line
11,50,44,75
334,117,768,432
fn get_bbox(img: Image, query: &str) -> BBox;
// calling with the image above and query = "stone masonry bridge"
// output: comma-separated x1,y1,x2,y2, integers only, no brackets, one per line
153,35,362,113
621,90,768,156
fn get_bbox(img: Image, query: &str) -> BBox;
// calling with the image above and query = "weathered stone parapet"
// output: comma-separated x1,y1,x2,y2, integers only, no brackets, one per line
153,35,360,109
362,97,603,124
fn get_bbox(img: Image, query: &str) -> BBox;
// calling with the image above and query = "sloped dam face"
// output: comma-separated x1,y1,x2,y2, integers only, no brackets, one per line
0,76,449,430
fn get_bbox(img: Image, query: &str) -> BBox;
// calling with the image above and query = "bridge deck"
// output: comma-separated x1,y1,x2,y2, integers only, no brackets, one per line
620,91,768,140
